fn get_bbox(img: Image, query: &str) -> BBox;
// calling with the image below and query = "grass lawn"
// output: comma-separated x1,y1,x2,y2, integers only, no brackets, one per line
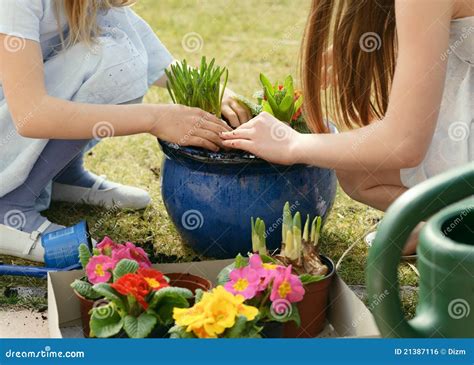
0,0,418,316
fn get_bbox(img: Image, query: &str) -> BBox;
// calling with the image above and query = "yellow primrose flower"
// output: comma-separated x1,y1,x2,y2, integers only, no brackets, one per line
173,286,259,338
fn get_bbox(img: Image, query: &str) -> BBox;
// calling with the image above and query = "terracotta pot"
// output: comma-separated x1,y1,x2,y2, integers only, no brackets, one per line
74,290,95,338
165,273,212,303
283,255,335,338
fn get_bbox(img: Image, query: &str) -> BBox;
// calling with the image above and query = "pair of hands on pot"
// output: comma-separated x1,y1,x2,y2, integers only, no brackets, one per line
153,88,252,152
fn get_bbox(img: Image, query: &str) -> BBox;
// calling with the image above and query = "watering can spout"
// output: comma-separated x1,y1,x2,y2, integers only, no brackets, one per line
367,163,474,338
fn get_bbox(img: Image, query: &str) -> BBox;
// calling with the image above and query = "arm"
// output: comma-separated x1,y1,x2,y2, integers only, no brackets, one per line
222,0,453,170
0,37,230,150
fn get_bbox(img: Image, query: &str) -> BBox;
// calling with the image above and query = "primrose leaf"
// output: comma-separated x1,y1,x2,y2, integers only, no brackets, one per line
71,279,102,300
89,302,123,338
123,313,157,339
217,263,236,286
148,287,192,311
78,244,92,269
113,259,139,281
92,284,126,311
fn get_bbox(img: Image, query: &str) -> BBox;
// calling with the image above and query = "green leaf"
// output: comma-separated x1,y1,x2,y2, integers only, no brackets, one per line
217,263,235,286
92,283,126,311
235,253,248,269
78,244,92,269
259,73,274,96
262,100,274,115
224,315,248,338
148,287,192,311
194,289,204,304
282,202,292,243
123,313,157,338
299,273,325,285
168,325,195,339
267,303,301,326
113,259,139,281
71,279,102,300
89,302,123,338
303,215,310,242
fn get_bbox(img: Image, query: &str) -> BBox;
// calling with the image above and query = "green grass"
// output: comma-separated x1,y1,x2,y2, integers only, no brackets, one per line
0,0,418,315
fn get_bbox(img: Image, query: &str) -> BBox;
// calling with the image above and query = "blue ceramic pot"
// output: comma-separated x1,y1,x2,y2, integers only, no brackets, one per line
159,141,337,259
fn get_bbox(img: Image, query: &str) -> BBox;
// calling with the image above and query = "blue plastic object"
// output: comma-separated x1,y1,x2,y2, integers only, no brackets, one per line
159,141,337,259
0,221,91,278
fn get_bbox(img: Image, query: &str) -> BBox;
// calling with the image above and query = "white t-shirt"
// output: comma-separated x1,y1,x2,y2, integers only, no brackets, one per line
400,17,473,187
0,0,174,197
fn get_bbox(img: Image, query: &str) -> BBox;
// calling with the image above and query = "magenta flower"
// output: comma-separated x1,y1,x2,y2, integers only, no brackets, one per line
224,266,260,299
125,242,152,268
111,243,152,269
270,265,305,303
96,236,119,256
249,254,278,292
85,255,117,284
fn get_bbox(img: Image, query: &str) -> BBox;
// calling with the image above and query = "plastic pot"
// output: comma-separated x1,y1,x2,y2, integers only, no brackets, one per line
283,255,335,338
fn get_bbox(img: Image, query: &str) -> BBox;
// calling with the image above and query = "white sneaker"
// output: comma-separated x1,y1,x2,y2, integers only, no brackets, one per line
52,176,151,210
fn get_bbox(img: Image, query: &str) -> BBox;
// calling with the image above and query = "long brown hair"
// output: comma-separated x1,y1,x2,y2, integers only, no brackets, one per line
301,0,397,133
55,0,135,47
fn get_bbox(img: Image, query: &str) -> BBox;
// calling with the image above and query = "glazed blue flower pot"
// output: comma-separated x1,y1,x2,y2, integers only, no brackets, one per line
159,141,337,259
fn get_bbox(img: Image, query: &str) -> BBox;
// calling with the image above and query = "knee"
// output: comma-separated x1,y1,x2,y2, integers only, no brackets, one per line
336,170,366,203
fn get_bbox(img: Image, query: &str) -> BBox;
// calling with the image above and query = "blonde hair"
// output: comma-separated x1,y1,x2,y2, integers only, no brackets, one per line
55,0,135,47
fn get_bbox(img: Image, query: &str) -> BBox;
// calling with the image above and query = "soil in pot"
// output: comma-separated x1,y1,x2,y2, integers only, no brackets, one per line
166,273,212,304
283,255,335,338
74,290,95,338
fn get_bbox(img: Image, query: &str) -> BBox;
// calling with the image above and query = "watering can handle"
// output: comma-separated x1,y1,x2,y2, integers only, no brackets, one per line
367,163,474,337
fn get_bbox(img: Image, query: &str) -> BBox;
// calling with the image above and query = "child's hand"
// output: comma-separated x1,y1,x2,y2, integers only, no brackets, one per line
152,104,232,152
221,88,252,128
220,112,302,165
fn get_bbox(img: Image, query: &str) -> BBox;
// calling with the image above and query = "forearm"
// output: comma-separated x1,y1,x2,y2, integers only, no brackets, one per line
293,120,420,171
17,95,157,139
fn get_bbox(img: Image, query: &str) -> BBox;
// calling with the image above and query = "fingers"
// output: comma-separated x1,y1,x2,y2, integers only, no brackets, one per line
220,128,254,140
201,120,231,135
221,105,241,128
222,139,255,153
194,108,232,132
230,100,252,124
193,128,226,149
186,136,220,152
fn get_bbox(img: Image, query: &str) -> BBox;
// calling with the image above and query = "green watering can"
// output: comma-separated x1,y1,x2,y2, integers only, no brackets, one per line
367,162,474,337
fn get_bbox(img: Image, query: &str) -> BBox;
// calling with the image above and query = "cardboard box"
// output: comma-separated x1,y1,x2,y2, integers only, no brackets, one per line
48,259,380,338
